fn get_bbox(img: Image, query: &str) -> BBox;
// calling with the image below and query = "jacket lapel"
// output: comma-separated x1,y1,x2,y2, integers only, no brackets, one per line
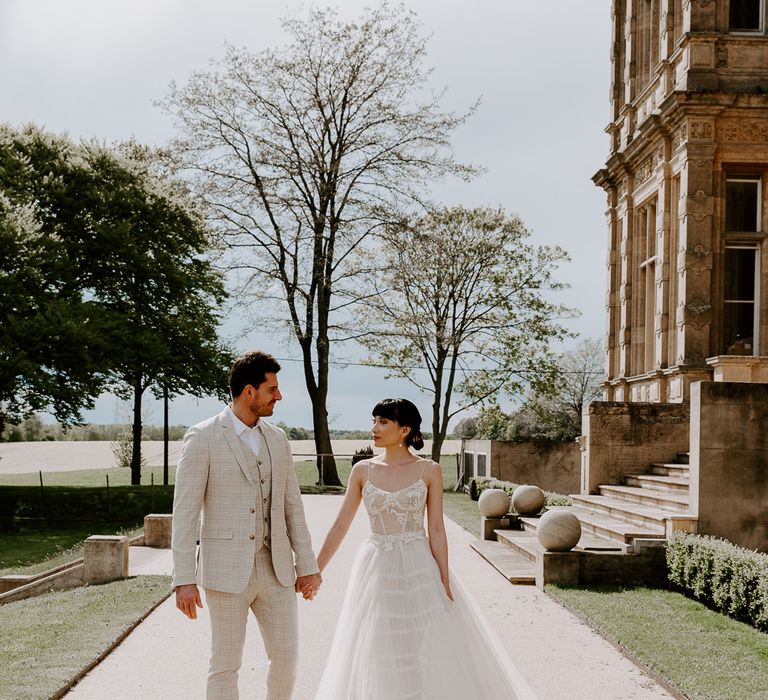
219,409,257,487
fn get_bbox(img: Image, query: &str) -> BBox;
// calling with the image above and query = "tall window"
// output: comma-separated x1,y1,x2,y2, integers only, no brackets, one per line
672,0,684,44
636,200,657,372
723,246,759,355
726,176,760,232
729,0,763,32
723,176,761,355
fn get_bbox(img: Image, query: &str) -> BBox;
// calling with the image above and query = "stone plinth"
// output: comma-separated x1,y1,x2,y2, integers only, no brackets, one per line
144,513,173,548
690,381,768,551
84,535,129,584
706,356,768,383
480,515,514,541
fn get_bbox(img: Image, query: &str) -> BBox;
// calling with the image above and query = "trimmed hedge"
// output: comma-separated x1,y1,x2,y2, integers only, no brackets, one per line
667,531,768,632
468,476,572,510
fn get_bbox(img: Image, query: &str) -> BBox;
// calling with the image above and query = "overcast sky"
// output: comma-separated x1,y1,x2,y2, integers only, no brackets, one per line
1,0,611,430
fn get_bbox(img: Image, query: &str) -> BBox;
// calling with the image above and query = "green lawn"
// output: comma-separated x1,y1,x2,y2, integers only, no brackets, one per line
0,465,178,487
547,585,768,700
0,576,171,700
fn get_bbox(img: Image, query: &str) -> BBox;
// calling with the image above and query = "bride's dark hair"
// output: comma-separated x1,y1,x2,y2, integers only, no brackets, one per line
372,398,425,450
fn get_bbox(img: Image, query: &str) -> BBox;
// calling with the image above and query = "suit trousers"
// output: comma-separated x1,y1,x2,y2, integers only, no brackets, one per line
205,547,298,700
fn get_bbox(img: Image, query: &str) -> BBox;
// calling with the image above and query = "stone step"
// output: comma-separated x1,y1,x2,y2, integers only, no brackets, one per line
598,484,689,512
623,474,690,493
523,507,666,546
649,462,690,478
469,539,536,584
496,522,624,560
570,494,673,533
494,529,547,563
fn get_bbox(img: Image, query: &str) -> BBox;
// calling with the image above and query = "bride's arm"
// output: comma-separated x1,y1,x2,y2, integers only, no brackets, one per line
316,463,365,573
425,463,453,600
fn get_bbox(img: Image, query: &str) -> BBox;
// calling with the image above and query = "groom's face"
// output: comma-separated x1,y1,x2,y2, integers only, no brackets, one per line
248,372,282,417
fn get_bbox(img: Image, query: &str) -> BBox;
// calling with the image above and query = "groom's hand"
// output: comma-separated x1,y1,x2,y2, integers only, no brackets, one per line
175,584,203,619
295,572,322,600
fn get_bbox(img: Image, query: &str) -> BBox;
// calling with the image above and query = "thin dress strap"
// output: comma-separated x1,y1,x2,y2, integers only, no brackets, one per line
418,459,430,479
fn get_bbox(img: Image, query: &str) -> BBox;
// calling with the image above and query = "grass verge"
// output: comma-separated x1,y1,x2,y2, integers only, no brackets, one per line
442,490,480,537
0,575,171,700
546,585,768,700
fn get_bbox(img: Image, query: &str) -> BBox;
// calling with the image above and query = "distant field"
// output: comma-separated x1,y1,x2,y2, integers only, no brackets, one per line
0,439,462,475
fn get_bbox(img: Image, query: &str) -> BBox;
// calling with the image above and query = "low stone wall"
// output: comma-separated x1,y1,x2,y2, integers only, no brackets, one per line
0,533,134,605
690,381,768,551
462,439,580,494
581,401,690,494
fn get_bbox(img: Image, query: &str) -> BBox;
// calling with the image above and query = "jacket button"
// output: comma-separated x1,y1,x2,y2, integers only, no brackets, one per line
258,460,263,466
264,517,268,522
249,534,255,540
263,498,267,503
250,508,255,513
261,478,265,484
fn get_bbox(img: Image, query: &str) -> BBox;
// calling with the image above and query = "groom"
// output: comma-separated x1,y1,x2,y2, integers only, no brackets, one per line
172,351,322,700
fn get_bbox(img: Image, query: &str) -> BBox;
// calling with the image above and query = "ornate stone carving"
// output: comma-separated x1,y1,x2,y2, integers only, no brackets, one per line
673,124,687,151
685,298,711,315
717,121,768,143
689,121,714,140
716,46,728,67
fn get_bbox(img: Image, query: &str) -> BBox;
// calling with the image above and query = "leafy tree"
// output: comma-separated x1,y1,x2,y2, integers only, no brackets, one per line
453,415,478,439
162,3,476,485
76,143,232,484
355,206,572,460
507,338,604,442
0,128,108,430
1,125,231,482
474,404,510,440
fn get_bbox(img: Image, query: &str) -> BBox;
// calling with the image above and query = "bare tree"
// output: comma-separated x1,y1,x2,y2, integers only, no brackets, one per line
507,338,605,442
354,206,573,460
162,4,475,485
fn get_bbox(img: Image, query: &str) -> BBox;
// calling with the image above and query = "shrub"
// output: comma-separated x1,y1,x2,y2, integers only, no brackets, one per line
351,445,373,466
667,532,768,631
468,476,571,511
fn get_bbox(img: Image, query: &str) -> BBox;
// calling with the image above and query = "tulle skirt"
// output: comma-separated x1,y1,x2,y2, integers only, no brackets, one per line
314,534,534,699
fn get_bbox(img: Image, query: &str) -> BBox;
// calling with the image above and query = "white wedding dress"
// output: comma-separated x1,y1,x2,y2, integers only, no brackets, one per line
314,463,535,699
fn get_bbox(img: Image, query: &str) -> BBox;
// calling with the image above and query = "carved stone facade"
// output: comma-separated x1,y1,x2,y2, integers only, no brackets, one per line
594,0,768,403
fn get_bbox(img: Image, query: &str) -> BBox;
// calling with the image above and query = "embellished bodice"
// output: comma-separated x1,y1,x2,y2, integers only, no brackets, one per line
362,474,428,550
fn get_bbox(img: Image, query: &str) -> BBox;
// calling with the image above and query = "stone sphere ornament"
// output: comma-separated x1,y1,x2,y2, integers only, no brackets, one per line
511,484,545,515
536,509,582,552
478,488,511,518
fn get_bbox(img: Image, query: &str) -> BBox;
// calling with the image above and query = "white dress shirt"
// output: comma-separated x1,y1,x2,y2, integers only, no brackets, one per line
227,406,262,456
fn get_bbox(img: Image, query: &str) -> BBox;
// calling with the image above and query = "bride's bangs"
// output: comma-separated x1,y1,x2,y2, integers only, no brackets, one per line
371,398,401,424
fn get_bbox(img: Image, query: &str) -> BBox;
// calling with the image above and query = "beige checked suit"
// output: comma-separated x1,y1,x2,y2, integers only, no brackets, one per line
172,408,319,700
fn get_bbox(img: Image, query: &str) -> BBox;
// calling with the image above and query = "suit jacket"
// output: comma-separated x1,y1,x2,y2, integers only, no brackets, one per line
171,408,319,593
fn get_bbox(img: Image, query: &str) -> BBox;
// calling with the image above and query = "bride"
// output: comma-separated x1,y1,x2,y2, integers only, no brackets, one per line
308,398,535,699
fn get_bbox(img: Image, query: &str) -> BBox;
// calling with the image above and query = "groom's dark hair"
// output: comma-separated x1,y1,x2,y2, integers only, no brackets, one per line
229,351,281,397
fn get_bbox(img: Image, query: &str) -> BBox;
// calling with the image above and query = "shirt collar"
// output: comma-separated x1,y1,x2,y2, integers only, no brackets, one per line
227,405,260,436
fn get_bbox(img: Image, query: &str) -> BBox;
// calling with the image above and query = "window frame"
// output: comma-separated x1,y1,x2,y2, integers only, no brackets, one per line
728,0,764,34
723,243,760,356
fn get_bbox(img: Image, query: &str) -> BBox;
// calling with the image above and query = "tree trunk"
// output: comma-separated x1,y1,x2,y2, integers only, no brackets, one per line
130,380,144,486
299,339,342,487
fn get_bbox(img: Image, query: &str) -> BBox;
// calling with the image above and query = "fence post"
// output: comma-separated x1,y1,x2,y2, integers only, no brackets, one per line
105,473,110,517
38,470,44,510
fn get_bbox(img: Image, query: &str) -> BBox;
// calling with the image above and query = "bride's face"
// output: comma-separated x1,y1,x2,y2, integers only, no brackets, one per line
371,415,410,448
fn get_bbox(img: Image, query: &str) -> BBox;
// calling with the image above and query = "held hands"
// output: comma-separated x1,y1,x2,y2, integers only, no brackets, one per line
295,572,323,600
175,584,204,619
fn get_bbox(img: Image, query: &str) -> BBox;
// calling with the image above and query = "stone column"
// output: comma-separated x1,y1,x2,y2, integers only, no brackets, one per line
678,117,716,369
84,535,129,585
144,513,173,548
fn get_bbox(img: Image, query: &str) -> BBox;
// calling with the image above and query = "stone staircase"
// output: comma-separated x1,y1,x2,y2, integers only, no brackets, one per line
470,452,696,586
